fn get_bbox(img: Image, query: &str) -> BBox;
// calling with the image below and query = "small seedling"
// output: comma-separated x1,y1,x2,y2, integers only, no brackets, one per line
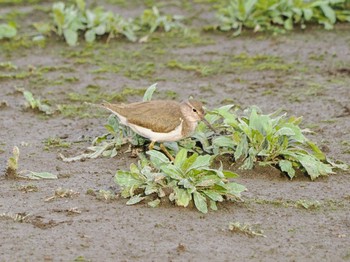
5,146,20,179
45,187,80,201
44,137,71,150
23,90,54,115
229,222,265,237
295,199,321,210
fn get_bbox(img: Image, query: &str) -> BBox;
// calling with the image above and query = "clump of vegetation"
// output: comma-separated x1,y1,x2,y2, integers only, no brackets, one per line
215,0,350,36
67,83,346,213
210,105,347,180
115,149,246,213
138,6,184,33
44,137,71,150
37,0,186,46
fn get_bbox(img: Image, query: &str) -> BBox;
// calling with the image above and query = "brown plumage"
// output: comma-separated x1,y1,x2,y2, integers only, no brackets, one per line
100,99,212,161
101,99,205,139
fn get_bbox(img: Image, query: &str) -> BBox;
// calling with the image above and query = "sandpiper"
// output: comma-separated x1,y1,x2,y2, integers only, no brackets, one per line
101,99,212,161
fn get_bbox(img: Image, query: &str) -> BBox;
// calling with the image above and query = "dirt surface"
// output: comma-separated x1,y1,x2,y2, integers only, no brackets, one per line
1,1,350,261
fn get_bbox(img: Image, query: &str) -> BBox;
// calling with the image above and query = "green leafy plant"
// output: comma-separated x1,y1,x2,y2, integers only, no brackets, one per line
216,0,350,36
43,0,186,46
52,1,86,46
139,6,184,33
115,149,247,213
211,105,347,180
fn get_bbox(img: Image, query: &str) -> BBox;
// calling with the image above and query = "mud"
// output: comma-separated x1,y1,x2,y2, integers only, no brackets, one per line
0,2,350,261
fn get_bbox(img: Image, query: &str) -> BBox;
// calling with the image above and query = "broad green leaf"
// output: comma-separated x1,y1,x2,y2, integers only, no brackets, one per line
224,182,247,197
52,2,65,32
245,0,257,14
179,178,195,190
144,185,157,195
95,24,106,35
85,29,96,43
294,154,334,180
143,83,157,102
284,123,305,142
193,191,208,213
222,170,239,178
234,135,248,160
319,4,336,24
188,154,212,171
249,108,272,135
0,23,17,39
213,136,235,149
181,153,198,172
160,164,183,180
278,160,295,179
284,18,293,30
195,175,220,187
215,104,237,125
76,0,86,12
174,148,188,168
275,127,295,137
23,91,36,108
148,198,160,208
326,159,348,171
63,28,78,46
203,190,224,202
147,150,170,167
129,163,140,175
25,172,58,180
307,141,326,160
174,188,191,207
209,200,218,210
115,170,143,188
126,194,145,205
303,8,313,20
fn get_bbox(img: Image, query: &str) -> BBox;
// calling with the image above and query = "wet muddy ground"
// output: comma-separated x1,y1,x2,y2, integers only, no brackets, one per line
0,1,350,261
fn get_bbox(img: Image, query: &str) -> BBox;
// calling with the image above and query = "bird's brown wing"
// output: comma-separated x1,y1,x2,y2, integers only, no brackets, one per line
104,100,183,133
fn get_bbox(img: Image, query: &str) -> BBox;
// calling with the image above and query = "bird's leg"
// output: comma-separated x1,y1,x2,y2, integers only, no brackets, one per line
159,143,175,162
148,141,155,150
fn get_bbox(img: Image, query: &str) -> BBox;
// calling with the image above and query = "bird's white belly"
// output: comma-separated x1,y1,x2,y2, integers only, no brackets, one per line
128,121,183,142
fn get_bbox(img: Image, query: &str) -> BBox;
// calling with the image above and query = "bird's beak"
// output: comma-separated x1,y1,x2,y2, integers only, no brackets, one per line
202,117,217,133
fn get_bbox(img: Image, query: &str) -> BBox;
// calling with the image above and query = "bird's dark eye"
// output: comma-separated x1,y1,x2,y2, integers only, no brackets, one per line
192,108,197,113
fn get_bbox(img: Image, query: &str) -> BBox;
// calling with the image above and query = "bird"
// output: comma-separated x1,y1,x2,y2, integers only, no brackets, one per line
100,99,212,161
